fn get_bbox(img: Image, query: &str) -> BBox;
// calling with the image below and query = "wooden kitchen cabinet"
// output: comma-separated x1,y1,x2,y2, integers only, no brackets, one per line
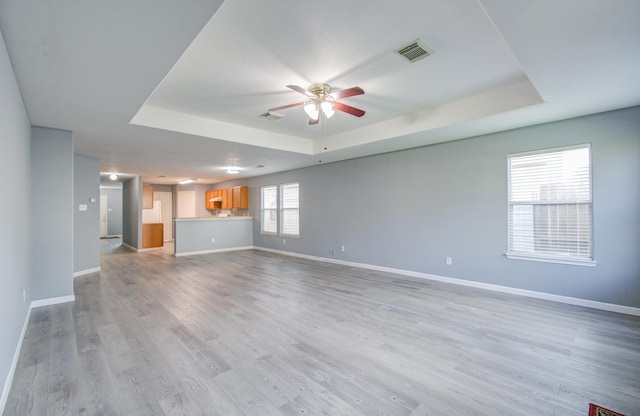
142,185,154,209
206,187,249,210
205,189,223,210
232,186,249,209
221,188,233,209
142,223,163,248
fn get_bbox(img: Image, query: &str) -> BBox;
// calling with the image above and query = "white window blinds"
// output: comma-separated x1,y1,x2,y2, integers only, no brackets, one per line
261,185,278,234
508,145,593,262
280,183,299,237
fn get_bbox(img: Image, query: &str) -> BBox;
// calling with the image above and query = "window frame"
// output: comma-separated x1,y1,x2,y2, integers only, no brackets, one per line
260,185,278,235
260,182,300,238
506,144,596,267
279,182,300,238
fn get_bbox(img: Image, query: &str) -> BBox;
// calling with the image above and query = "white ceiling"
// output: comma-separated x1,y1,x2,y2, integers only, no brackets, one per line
1,0,639,185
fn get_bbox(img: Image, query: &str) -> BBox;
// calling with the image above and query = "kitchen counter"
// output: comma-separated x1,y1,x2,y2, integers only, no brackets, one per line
174,217,253,256
175,216,253,221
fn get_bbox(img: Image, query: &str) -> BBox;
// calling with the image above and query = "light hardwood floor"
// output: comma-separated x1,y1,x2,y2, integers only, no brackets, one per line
5,239,640,415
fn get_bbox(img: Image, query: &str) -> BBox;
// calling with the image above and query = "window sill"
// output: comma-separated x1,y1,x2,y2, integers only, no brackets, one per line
260,232,278,236
505,253,597,267
279,234,300,239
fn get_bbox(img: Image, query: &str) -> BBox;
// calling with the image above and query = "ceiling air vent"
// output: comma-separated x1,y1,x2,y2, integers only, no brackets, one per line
260,111,285,120
396,39,432,63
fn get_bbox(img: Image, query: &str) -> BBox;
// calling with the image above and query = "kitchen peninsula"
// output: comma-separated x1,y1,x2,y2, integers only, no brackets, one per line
174,216,253,256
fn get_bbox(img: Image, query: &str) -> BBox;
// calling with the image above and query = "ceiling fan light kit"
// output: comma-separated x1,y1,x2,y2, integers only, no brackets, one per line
268,83,365,125
303,103,319,120
320,101,335,118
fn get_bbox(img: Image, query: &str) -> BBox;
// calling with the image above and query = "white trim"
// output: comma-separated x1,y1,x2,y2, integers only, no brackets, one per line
121,242,141,252
507,143,591,158
174,246,254,257
505,253,597,267
73,267,101,277
253,247,640,317
30,295,75,309
0,305,31,415
507,144,594,261
139,247,163,252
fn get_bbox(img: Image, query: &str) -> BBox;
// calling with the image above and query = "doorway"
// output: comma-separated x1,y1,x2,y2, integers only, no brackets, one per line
155,191,173,241
100,194,108,238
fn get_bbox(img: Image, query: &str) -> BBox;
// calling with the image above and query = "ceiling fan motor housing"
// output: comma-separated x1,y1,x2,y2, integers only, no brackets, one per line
308,83,332,99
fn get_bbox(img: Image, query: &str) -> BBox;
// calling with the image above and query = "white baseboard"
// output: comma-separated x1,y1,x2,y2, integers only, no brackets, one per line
139,247,163,252
253,247,640,317
73,267,101,277
30,295,75,309
0,305,31,415
121,242,140,252
175,246,253,257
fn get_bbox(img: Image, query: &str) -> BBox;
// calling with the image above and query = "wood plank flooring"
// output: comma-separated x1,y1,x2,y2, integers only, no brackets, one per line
5,239,640,415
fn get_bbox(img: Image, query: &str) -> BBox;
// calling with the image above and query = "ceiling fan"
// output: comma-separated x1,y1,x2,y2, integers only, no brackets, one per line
269,84,365,125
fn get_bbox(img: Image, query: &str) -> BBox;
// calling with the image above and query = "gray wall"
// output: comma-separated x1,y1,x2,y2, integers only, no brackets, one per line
174,218,253,254
100,187,123,236
0,28,31,408
248,107,640,308
73,153,100,273
122,177,141,249
150,184,173,193
31,127,74,300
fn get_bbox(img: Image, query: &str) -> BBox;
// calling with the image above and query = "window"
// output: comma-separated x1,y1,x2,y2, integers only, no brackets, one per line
280,182,299,237
261,185,277,234
507,144,595,265
260,182,300,237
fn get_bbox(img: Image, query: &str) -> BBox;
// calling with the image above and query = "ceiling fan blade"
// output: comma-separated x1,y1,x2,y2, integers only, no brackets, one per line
331,86,364,99
334,101,366,117
286,85,313,97
308,118,319,125
268,102,305,112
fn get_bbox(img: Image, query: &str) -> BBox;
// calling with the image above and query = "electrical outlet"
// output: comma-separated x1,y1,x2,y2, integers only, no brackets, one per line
23,290,26,303
341,245,345,252
283,239,286,245
446,257,452,266
211,237,215,243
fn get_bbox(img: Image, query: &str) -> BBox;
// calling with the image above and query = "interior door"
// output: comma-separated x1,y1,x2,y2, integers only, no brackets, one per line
99,194,108,238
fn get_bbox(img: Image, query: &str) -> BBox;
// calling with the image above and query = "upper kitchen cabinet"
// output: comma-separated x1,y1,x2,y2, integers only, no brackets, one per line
205,189,222,210
222,188,233,209
205,186,249,210
232,186,249,209
142,185,154,209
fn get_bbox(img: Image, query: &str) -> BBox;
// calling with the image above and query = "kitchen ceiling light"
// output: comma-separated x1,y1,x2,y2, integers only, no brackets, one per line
109,174,118,180
226,168,240,174
178,178,197,184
